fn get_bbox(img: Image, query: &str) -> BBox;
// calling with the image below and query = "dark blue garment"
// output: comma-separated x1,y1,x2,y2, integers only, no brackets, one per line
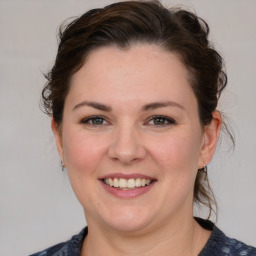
29,218,256,256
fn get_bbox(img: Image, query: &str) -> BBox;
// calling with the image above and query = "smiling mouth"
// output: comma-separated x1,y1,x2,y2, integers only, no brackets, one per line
102,178,154,190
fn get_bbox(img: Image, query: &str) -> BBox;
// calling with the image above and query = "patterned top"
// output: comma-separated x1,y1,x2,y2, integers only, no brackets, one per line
29,218,256,256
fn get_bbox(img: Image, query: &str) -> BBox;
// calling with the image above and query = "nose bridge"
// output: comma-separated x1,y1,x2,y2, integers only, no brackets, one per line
108,121,145,164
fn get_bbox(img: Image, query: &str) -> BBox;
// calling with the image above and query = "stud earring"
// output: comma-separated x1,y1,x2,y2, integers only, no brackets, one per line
203,165,208,174
61,160,66,171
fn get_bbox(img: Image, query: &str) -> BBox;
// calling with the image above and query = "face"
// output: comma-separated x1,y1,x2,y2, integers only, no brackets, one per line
53,44,220,234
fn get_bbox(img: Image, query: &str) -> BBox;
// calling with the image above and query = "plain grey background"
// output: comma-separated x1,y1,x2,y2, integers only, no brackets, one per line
0,0,255,255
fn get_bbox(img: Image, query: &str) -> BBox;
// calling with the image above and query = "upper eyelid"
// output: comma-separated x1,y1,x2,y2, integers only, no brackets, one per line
80,115,176,125
81,115,109,123
147,115,176,122
144,116,177,127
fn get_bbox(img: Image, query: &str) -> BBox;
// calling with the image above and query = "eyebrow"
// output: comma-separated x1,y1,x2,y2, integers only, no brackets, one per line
141,101,184,111
73,101,112,112
72,100,184,112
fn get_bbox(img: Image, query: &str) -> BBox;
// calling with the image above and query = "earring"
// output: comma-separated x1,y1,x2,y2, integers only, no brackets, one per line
203,165,208,174
199,165,208,174
61,160,65,171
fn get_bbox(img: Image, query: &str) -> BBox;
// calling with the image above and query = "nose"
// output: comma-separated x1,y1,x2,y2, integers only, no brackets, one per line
107,125,146,165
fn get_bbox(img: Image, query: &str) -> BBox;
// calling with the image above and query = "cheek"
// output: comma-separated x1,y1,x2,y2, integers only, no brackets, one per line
149,131,202,171
61,129,109,207
149,131,202,207
62,128,107,173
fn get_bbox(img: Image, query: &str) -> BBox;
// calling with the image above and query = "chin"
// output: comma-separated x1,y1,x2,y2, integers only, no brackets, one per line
100,206,156,234
107,218,152,233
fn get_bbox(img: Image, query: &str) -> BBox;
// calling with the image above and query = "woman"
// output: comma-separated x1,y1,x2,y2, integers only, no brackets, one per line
31,1,256,255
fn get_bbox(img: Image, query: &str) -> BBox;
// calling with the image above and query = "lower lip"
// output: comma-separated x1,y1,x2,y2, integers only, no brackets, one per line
100,180,156,199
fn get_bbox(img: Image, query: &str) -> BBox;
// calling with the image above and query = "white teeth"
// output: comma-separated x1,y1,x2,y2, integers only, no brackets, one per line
119,178,127,188
127,179,135,189
103,178,152,189
113,178,119,188
135,178,141,187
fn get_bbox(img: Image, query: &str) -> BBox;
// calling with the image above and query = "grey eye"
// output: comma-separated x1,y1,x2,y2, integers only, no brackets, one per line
148,116,176,126
81,116,108,125
91,117,104,125
153,117,168,125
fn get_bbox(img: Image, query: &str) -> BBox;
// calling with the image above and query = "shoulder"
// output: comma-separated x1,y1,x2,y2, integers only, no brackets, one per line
29,241,67,256
28,227,88,256
196,218,256,256
204,232,256,256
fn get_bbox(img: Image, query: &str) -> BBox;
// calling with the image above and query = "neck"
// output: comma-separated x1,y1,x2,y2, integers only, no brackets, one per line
81,214,211,256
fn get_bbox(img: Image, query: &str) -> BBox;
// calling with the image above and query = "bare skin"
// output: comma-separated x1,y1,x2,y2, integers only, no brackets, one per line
52,44,221,256
81,214,211,256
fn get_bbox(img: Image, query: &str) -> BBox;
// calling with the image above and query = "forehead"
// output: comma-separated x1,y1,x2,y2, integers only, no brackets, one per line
68,44,197,110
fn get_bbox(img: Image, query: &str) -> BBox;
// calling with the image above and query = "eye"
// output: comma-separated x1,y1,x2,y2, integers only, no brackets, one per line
81,115,109,126
147,115,176,126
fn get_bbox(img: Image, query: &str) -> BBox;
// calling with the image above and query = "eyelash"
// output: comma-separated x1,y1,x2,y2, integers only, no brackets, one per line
80,115,176,127
80,115,109,126
146,115,176,127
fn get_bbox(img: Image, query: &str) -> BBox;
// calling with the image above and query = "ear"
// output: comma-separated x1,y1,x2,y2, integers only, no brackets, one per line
51,118,64,163
198,111,222,168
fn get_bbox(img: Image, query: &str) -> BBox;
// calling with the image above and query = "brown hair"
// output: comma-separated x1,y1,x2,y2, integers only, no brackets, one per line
42,0,231,218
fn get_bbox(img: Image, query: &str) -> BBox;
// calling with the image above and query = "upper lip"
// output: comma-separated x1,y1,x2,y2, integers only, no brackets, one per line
98,173,156,180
